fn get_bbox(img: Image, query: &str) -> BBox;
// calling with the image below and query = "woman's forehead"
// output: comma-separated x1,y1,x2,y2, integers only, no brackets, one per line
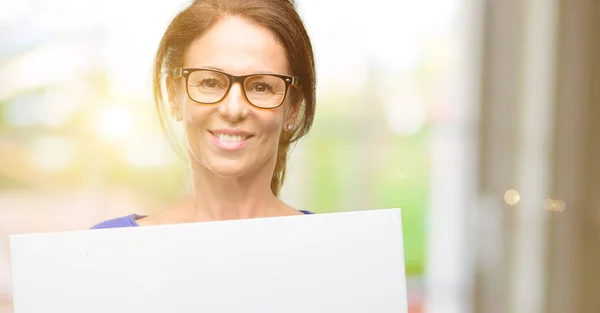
184,16,290,75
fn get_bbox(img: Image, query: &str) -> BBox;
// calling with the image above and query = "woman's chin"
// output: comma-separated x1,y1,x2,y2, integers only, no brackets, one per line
204,159,249,178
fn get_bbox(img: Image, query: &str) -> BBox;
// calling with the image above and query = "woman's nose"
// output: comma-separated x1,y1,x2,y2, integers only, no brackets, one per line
218,83,249,122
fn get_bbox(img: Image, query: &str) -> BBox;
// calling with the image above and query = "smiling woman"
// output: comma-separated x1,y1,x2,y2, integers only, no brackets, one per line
91,0,316,228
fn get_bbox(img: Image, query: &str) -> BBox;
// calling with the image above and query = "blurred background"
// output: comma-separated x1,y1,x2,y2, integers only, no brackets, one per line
0,0,598,312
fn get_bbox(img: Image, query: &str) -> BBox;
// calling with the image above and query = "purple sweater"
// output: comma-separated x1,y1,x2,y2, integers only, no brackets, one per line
91,210,314,229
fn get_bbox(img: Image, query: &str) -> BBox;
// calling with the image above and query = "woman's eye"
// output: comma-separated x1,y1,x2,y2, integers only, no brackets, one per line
191,78,222,89
253,83,271,93
202,79,218,88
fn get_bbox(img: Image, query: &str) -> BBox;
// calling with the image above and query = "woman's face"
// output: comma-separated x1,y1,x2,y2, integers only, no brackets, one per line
171,16,298,178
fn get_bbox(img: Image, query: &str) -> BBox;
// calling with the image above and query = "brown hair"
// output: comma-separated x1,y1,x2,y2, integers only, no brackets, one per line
152,0,316,196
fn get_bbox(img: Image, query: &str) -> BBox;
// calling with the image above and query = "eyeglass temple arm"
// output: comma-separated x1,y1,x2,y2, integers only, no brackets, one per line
289,77,299,87
171,68,183,78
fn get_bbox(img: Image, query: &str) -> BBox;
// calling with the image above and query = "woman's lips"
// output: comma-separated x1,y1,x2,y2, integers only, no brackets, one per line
209,130,252,150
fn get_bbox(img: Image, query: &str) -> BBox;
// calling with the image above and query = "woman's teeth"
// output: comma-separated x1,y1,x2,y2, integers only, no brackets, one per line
216,134,246,142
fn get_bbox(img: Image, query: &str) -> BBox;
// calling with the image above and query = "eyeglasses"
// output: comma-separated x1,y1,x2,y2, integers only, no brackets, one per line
172,67,299,109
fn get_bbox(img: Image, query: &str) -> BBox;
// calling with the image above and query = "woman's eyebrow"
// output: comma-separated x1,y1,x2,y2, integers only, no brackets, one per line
197,65,224,71
196,65,279,75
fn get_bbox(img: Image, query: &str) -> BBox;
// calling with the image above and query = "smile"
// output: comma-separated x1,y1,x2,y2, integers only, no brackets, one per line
215,133,248,142
209,131,252,150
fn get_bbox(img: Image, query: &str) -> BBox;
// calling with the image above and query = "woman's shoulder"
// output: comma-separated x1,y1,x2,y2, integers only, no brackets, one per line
91,210,313,229
90,214,146,229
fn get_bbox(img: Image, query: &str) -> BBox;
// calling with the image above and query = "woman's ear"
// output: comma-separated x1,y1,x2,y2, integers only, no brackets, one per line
283,90,303,131
166,75,182,121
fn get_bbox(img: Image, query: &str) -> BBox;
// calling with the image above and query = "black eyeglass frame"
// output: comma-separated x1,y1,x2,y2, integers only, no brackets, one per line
172,67,300,109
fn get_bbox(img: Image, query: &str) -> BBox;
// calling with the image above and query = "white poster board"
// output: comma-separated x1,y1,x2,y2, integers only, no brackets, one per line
10,208,407,313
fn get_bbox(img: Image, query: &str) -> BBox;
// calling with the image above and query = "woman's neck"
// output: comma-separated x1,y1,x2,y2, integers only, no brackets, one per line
138,158,302,227
184,160,284,222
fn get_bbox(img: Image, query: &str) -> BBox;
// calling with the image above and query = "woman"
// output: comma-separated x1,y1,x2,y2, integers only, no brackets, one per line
92,0,316,229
